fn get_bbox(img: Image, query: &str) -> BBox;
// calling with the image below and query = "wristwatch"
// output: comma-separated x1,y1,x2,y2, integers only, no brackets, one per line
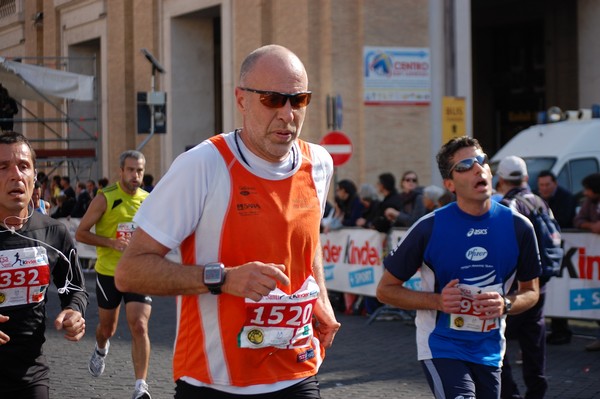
203,262,226,295
503,297,512,315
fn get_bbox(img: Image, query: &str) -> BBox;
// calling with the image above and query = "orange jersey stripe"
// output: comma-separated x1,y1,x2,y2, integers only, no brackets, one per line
172,135,325,386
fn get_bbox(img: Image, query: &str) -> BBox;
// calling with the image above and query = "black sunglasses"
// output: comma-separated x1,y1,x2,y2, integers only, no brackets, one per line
239,87,312,109
403,177,418,183
450,154,488,174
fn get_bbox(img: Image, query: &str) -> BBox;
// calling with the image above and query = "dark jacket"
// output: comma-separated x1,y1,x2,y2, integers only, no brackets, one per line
534,185,576,228
372,191,403,232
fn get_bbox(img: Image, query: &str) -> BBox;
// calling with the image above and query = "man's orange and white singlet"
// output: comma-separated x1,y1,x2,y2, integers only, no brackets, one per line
134,131,333,394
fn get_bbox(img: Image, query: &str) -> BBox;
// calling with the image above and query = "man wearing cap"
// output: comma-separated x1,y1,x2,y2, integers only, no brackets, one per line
497,155,550,399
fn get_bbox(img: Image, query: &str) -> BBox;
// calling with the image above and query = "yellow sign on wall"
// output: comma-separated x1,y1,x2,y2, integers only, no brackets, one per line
442,96,466,144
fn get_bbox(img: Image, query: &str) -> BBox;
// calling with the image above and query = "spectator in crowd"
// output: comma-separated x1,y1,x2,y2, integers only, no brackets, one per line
50,194,75,219
325,180,366,313
321,201,333,232
347,182,386,316
0,84,18,132
574,173,600,234
70,181,92,218
497,156,550,399
535,170,576,229
50,175,62,204
98,177,109,190
355,183,381,229
377,137,540,398
142,174,154,192
371,172,403,233
534,170,577,345
115,44,340,398
36,171,50,201
86,180,98,199
573,172,600,351
422,185,447,212
335,179,364,227
321,199,342,233
322,179,363,234
60,176,76,200
32,181,51,215
385,170,426,227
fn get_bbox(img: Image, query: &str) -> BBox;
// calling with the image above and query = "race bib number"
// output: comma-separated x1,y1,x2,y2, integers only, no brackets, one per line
116,222,137,240
238,276,320,349
449,283,502,332
0,247,50,307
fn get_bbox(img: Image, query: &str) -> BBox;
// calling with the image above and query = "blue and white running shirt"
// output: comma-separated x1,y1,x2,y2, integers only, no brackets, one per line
383,201,541,367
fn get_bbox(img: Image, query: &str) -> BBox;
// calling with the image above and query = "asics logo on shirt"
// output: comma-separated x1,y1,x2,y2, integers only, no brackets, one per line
466,227,488,237
466,246,488,261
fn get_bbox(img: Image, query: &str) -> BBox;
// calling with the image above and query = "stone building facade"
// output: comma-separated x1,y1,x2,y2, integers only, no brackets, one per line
1,0,599,190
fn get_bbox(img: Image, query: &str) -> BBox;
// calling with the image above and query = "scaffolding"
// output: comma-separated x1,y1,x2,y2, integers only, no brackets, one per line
0,55,99,182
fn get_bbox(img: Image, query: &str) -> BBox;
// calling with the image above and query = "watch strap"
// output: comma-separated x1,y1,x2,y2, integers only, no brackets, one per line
503,297,512,315
208,286,222,295
203,262,226,295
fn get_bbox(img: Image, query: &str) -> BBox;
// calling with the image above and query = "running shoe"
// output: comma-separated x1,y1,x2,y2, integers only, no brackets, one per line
132,381,151,399
88,340,109,377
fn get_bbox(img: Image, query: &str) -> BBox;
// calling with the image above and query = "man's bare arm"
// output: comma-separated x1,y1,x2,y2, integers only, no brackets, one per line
377,270,451,312
115,228,290,299
508,278,539,315
311,244,341,348
75,193,124,251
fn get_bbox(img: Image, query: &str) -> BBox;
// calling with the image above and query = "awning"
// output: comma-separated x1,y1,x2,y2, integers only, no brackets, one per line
0,56,94,103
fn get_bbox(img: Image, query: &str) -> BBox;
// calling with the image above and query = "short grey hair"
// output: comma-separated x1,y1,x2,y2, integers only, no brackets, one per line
423,185,446,204
358,183,379,202
119,150,145,169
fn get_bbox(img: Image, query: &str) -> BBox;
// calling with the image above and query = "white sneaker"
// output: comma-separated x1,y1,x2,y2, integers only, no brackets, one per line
132,381,151,399
88,340,109,377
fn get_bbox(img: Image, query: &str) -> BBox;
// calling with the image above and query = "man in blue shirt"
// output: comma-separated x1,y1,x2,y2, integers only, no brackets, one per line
377,136,541,399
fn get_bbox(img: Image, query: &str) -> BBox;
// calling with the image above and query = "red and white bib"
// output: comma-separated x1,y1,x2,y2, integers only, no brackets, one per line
0,246,50,308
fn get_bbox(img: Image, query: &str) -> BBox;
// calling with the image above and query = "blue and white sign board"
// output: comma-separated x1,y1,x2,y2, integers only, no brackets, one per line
363,46,431,105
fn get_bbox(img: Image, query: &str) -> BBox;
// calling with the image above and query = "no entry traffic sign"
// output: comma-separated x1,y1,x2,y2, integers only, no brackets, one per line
320,131,353,167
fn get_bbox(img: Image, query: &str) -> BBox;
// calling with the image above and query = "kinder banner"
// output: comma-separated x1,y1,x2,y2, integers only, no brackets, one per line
323,228,600,320
545,231,600,320
322,228,386,295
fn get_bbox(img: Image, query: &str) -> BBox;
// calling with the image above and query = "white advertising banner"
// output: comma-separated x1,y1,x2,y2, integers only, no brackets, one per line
545,231,600,320
323,229,600,320
322,228,422,295
321,228,386,296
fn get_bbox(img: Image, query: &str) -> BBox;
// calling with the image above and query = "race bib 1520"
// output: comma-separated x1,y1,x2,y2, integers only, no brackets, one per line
238,276,320,349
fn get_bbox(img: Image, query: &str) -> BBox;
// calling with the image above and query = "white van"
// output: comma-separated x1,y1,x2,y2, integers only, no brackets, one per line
490,109,600,197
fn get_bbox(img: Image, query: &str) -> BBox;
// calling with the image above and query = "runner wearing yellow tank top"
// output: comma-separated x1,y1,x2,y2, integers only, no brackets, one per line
75,150,153,399
94,182,148,276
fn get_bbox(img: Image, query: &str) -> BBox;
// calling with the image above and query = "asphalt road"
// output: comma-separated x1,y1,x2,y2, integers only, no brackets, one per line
43,273,600,398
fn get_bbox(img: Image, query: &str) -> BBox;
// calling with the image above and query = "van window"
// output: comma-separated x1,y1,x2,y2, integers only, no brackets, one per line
556,158,600,196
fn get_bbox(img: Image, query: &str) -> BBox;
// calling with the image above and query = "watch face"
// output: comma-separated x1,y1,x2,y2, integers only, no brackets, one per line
204,264,223,285
504,298,512,313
